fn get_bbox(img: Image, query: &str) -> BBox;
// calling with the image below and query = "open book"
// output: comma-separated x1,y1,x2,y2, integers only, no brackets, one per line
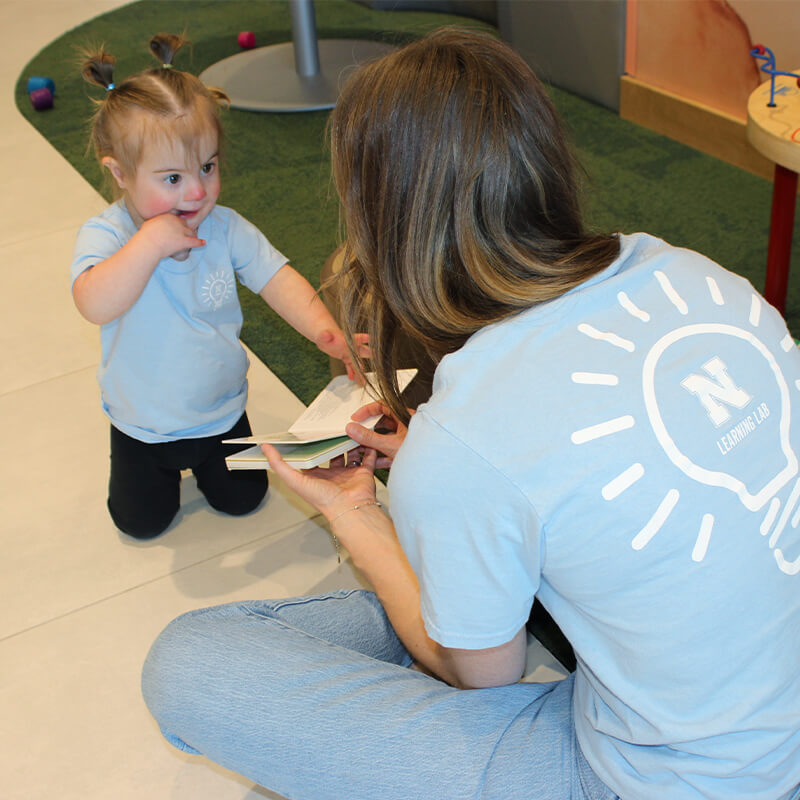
224,369,417,470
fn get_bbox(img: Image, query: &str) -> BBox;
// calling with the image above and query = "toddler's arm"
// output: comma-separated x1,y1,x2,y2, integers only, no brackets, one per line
73,214,204,325
259,264,367,377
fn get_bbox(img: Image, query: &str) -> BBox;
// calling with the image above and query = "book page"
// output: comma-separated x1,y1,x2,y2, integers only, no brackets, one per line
224,369,418,446
288,369,416,439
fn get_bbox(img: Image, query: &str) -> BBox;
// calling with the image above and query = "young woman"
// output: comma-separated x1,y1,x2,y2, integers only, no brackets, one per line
142,30,800,800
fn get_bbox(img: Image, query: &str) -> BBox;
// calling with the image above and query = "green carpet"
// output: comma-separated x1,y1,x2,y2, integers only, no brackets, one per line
16,0,800,405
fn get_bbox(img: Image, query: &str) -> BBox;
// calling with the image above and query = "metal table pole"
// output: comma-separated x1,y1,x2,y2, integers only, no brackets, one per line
199,0,395,112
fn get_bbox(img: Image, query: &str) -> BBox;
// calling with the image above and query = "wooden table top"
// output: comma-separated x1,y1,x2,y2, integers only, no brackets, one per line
747,69,800,171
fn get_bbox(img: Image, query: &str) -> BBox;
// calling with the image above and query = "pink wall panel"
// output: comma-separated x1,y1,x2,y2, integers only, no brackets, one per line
627,0,760,120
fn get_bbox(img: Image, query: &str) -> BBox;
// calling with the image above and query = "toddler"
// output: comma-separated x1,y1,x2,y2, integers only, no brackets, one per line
73,33,362,539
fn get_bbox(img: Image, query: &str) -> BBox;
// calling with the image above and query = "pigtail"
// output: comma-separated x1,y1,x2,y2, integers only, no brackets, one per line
79,45,116,91
207,86,230,109
146,32,228,108
79,31,229,182
149,33,189,68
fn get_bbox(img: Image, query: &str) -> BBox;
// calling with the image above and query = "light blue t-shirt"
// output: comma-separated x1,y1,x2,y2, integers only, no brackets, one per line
389,233,800,799
72,202,287,442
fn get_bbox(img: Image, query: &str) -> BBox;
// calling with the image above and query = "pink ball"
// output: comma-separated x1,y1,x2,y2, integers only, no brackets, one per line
30,87,53,111
237,31,256,49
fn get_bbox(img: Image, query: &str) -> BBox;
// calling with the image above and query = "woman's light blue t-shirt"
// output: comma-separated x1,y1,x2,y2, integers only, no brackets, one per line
389,233,800,799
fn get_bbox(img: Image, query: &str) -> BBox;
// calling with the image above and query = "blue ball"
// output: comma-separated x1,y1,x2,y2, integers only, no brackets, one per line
27,76,55,95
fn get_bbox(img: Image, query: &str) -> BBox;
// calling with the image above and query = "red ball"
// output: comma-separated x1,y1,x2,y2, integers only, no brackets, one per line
30,87,53,111
237,31,256,49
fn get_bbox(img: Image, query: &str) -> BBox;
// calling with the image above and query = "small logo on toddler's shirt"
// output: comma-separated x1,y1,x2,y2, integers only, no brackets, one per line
201,270,235,309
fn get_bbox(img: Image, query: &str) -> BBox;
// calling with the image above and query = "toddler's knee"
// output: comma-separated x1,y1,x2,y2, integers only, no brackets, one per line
207,473,268,517
108,500,178,539
224,488,267,516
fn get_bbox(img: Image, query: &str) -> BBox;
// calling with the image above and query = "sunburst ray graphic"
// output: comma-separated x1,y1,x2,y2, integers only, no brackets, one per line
570,269,800,573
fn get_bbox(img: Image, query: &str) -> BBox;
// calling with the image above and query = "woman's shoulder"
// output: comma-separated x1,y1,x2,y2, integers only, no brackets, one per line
616,232,735,276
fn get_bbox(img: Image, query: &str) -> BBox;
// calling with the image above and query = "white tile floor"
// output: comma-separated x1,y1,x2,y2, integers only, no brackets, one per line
1,3,566,798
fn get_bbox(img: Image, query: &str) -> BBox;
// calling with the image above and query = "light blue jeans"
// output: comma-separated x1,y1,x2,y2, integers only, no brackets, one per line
142,589,616,800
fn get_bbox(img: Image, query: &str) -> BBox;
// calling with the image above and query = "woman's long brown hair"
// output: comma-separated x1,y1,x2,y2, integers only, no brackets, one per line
329,28,619,424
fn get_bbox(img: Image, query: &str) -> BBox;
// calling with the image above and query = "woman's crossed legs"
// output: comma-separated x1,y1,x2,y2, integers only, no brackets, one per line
142,589,614,800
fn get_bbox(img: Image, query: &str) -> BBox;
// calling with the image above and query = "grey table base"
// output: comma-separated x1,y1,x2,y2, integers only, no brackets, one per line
199,40,396,112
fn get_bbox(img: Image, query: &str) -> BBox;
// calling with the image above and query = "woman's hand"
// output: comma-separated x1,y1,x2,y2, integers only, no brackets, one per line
260,443,378,523
265,423,482,688
345,403,414,468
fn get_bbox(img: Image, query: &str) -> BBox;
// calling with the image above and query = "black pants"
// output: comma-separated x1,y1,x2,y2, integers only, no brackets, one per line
108,412,268,539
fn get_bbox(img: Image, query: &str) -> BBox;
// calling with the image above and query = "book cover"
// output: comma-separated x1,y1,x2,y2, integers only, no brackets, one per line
225,436,357,471
224,369,416,470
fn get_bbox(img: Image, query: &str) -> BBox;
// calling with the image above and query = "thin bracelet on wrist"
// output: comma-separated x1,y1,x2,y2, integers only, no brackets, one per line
329,500,382,524
328,501,383,563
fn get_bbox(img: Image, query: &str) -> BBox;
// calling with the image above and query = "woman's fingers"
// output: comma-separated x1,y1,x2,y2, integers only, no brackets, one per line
360,447,377,471
260,443,302,487
351,401,389,423
346,422,405,461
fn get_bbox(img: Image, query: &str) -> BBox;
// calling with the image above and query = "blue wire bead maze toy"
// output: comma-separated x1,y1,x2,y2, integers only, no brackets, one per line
751,45,800,107
746,46,800,315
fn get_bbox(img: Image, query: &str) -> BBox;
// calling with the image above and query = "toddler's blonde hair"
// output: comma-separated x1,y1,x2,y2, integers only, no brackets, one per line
80,33,229,182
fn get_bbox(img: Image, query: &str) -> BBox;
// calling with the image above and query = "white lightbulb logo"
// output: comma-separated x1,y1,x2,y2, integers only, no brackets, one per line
643,323,796,513
571,269,800,575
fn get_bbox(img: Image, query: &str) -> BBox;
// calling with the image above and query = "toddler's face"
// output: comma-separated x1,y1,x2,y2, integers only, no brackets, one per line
122,131,221,230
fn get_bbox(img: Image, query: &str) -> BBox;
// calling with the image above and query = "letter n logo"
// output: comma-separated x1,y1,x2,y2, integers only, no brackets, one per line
681,356,752,427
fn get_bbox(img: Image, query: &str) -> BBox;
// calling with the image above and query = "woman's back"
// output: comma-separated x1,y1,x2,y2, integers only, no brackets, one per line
389,232,800,799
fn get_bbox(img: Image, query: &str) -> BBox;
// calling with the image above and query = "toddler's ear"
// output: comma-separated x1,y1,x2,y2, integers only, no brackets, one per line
101,156,126,189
